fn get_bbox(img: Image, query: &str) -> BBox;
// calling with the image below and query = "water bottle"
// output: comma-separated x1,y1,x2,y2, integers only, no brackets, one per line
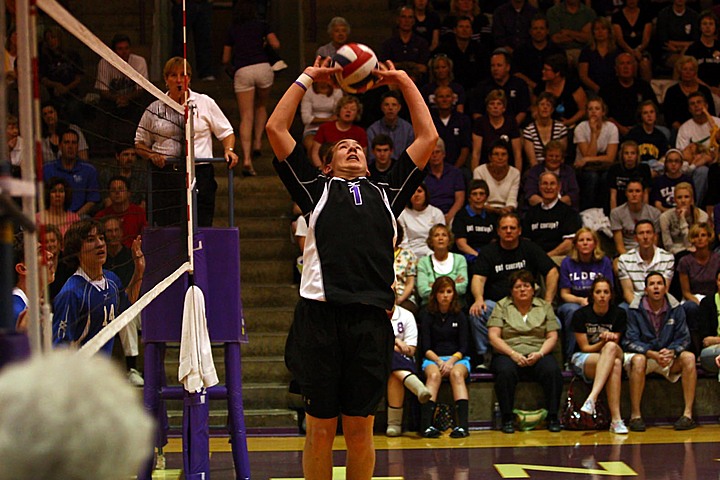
492,402,502,430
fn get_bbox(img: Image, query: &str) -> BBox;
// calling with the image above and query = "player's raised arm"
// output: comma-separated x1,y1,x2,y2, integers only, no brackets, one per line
266,57,341,161
373,61,438,170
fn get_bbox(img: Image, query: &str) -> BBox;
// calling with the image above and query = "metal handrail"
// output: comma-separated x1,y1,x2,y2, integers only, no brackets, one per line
147,158,235,228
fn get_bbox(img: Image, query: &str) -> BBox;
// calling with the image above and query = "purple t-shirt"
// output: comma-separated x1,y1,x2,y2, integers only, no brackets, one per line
225,20,272,69
677,252,720,297
559,256,614,298
650,174,692,209
425,163,465,214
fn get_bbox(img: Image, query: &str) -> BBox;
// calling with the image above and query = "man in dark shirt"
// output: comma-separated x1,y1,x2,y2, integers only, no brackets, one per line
452,179,497,266
435,16,489,91
266,58,438,478
522,171,582,260
431,85,472,170
513,15,566,90
467,212,558,368
492,0,538,53
367,134,395,182
467,50,531,126
600,53,657,137
381,5,430,83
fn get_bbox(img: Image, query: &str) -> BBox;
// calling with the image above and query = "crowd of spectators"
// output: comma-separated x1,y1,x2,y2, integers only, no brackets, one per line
9,0,720,435
292,0,720,435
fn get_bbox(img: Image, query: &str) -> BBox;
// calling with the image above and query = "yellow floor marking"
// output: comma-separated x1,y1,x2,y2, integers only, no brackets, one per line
270,466,403,480
159,424,720,454
150,469,182,479
495,461,638,478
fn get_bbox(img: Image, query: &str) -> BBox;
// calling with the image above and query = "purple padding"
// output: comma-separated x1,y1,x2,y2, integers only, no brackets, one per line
0,333,30,370
182,391,210,479
225,342,251,480
141,228,246,343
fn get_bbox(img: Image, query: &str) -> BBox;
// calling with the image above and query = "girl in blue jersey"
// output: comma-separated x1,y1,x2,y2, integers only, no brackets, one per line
53,219,144,354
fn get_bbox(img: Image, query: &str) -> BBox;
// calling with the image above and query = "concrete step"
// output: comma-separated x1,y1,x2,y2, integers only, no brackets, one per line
162,383,289,412
215,195,291,218
241,332,288,357
167,408,297,429
241,284,299,309
241,356,291,383
213,215,291,234
240,259,295,284
240,238,298,260
163,355,290,384
215,173,287,197
243,306,295,332
235,216,292,238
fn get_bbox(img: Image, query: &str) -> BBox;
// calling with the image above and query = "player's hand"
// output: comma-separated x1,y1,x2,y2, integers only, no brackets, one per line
131,236,145,272
372,60,410,88
15,308,28,333
304,56,341,86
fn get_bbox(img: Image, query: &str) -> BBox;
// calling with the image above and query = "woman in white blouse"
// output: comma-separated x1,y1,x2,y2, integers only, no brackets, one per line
398,183,445,259
573,98,619,211
300,80,342,153
472,141,520,215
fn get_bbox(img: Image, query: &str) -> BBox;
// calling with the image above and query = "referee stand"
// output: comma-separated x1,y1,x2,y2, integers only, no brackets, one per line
138,159,249,480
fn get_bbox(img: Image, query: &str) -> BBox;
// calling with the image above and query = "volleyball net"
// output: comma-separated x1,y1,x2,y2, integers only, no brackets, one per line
20,0,207,356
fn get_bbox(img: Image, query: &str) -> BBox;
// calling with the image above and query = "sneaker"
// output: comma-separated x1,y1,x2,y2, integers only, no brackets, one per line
474,355,491,371
547,418,562,432
422,425,442,438
673,415,697,431
580,398,596,416
386,424,402,437
449,426,469,438
609,419,629,434
628,417,646,432
417,385,432,404
502,421,515,434
127,368,144,387
271,60,288,72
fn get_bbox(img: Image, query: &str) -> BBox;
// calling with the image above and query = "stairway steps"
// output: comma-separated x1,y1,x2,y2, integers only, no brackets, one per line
241,259,295,284
162,383,289,412
164,355,290,384
167,408,298,429
243,306,295,332
239,238,298,260
242,285,299,308
241,333,288,357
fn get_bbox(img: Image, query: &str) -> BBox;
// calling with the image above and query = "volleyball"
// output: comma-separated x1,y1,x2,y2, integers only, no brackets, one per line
332,43,379,94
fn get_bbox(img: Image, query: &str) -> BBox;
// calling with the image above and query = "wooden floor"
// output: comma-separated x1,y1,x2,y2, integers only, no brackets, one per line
151,425,720,479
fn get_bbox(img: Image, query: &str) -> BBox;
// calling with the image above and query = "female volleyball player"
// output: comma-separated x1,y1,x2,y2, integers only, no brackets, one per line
52,219,144,354
266,57,438,480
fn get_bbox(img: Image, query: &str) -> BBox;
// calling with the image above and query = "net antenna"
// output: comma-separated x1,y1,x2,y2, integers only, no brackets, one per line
27,0,196,357
15,0,44,351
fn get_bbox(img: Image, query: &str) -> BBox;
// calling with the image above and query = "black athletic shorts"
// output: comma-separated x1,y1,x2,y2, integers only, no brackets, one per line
285,298,394,419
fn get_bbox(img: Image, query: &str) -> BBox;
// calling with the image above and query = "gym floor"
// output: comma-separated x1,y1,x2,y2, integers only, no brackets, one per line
151,425,720,479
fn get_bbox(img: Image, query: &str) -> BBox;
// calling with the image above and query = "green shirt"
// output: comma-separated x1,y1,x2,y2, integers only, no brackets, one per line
488,296,559,355
547,2,596,50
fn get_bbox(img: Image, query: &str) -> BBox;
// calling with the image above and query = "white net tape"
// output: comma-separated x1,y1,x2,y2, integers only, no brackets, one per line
77,261,191,358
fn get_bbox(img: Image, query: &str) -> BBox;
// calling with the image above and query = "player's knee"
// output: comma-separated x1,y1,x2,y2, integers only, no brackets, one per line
630,354,646,372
